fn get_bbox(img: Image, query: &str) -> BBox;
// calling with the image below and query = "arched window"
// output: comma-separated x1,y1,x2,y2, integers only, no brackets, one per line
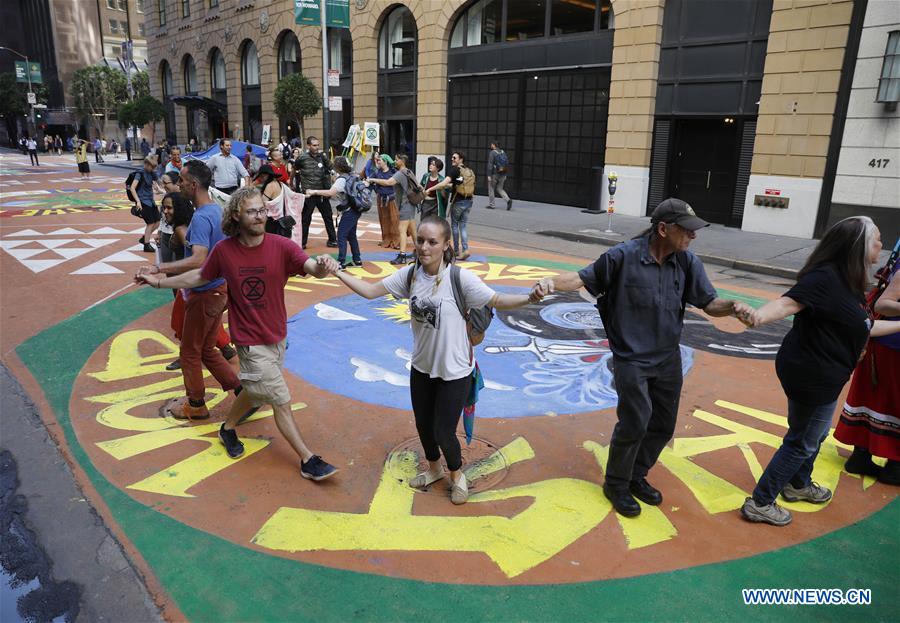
450,0,612,48
210,48,226,90
328,27,352,76
183,55,197,94
377,6,417,163
240,40,262,144
208,48,228,141
161,61,173,97
378,6,416,69
278,32,301,79
242,41,260,86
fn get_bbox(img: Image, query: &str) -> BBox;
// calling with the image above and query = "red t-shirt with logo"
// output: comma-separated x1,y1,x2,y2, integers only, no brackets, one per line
200,234,309,346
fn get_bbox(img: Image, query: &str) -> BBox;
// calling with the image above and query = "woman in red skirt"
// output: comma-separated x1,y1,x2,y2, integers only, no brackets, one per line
835,261,900,485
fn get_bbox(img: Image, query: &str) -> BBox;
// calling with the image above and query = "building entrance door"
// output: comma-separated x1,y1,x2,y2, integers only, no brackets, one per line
669,119,739,226
384,119,415,161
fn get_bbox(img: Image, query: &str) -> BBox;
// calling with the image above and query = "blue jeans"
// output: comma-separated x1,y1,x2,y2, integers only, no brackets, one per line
336,208,361,264
752,398,837,505
450,199,472,254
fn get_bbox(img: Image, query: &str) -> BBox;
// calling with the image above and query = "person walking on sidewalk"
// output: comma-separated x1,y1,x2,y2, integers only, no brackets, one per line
295,136,338,249
537,198,754,518
93,137,104,163
332,215,546,502
137,186,341,482
75,139,90,178
486,141,511,211
124,136,132,161
432,152,475,260
369,153,418,265
208,139,250,194
136,160,243,421
741,217,900,526
25,137,39,166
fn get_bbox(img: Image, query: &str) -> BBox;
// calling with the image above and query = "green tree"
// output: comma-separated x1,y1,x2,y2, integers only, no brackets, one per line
70,65,128,133
273,74,321,144
132,70,150,98
118,95,166,143
0,73,48,140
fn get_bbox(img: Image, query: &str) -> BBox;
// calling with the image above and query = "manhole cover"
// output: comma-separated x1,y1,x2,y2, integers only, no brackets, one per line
386,434,510,496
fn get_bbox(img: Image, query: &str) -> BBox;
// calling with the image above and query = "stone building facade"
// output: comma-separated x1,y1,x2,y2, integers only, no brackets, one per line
2,0,150,139
145,0,897,238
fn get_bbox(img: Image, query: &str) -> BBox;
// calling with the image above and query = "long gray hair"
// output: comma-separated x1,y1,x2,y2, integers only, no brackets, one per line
798,216,878,296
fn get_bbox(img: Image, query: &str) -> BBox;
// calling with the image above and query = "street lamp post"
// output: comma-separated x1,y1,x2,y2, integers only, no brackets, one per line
0,46,36,136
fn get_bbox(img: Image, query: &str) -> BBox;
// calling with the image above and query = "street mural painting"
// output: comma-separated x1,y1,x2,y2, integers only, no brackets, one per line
64,256,895,585
0,188,132,217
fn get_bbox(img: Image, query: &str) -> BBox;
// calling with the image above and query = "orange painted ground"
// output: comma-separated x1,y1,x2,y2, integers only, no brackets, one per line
2,152,896,609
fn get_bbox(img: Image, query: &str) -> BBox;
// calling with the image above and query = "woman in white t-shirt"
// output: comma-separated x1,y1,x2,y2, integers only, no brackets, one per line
334,215,547,504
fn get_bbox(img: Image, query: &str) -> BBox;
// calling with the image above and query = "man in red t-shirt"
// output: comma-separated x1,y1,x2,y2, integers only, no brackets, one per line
136,186,342,482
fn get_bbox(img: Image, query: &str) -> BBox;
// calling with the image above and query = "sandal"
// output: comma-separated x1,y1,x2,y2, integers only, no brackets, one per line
160,396,210,421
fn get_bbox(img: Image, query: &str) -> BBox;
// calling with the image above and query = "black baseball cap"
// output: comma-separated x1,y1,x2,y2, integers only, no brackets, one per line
650,198,709,231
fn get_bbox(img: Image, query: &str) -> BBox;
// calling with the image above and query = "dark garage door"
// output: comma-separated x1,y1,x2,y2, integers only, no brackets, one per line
447,68,610,208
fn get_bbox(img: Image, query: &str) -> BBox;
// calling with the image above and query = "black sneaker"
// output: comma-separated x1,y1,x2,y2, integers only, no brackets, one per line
351,259,364,267
165,358,181,371
300,455,338,481
220,344,236,360
218,424,244,459
326,240,338,248
142,243,155,253
389,253,407,265
507,199,513,211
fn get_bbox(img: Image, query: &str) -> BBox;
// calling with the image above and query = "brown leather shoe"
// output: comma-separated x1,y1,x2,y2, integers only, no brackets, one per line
161,397,210,421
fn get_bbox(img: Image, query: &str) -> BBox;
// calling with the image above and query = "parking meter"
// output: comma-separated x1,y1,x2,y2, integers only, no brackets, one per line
604,171,618,233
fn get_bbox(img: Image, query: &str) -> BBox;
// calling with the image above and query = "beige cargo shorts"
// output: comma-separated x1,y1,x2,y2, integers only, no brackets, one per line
236,340,291,407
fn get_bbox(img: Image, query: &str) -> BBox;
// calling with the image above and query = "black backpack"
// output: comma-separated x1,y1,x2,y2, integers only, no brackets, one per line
125,171,140,202
406,263,494,346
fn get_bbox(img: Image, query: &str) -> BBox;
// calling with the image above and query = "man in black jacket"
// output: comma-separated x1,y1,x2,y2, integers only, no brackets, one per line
295,136,338,249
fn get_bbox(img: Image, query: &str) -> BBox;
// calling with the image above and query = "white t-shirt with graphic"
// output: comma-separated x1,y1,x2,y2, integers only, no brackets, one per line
382,264,496,380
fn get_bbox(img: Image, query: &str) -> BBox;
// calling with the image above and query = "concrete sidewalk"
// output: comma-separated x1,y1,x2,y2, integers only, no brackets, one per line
464,195,828,279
